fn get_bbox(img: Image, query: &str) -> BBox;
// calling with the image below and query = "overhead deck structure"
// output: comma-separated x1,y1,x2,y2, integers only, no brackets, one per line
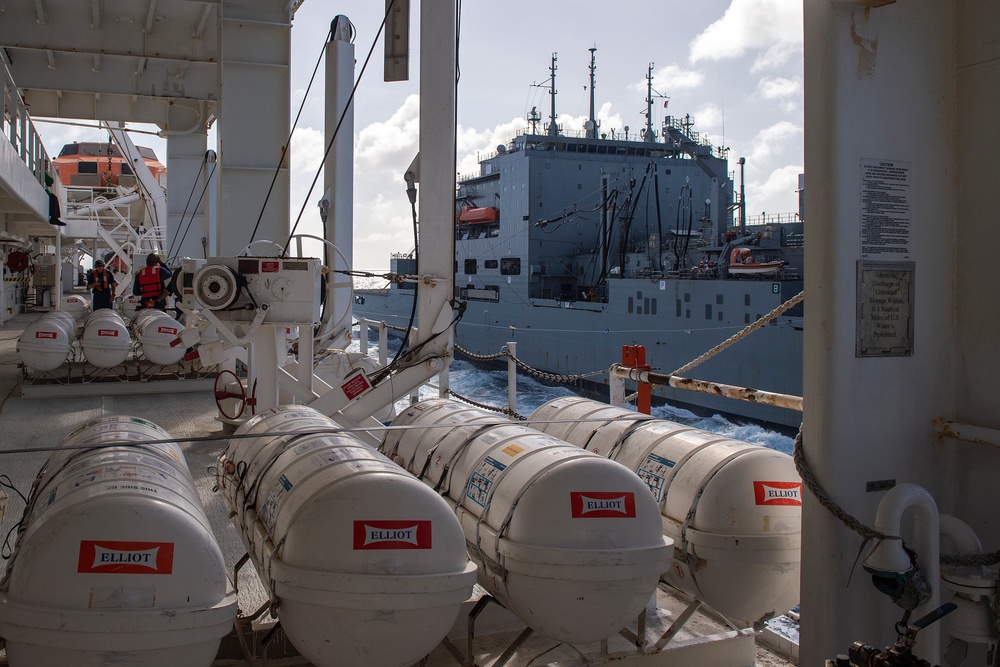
0,0,296,258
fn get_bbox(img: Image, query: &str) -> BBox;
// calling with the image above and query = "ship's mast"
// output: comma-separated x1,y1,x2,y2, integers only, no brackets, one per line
587,47,598,139
738,157,747,231
548,52,559,137
644,63,655,143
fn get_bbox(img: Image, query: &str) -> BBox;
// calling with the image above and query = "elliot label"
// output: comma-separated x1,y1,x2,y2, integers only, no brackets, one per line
97,329,119,337
570,492,637,518
261,261,280,273
753,481,803,506
77,540,175,574
353,521,432,550
35,331,57,339
157,326,178,335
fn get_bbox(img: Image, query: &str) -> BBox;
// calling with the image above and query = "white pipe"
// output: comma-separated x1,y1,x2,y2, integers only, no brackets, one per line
939,514,983,561
870,483,941,664
66,193,142,217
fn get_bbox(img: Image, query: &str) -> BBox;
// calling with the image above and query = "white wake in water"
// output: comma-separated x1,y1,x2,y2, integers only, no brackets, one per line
339,334,795,454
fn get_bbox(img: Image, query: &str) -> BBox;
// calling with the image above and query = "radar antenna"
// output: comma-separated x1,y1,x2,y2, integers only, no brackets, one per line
527,106,541,135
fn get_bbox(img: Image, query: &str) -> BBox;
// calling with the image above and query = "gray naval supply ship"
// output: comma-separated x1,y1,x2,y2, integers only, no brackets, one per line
355,55,805,428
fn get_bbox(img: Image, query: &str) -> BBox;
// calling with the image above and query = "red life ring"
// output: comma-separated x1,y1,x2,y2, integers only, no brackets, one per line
5,251,30,273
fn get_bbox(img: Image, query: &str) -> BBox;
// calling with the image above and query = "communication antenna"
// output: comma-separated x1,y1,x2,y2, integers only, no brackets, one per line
587,47,598,139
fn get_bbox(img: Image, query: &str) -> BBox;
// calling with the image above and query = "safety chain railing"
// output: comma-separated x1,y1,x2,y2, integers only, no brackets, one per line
447,388,527,421
454,343,610,383
453,343,506,361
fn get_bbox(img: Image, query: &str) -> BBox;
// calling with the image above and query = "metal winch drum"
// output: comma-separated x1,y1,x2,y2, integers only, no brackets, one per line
0,416,237,666
529,397,802,626
381,398,673,644
16,311,78,371
80,309,132,367
219,405,477,667
132,309,186,365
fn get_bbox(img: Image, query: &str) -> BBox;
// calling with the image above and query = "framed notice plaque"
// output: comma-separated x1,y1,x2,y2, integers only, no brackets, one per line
856,261,914,357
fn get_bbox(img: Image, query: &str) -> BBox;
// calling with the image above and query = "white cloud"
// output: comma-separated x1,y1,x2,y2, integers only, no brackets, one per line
747,121,802,164
758,76,802,101
693,103,723,132
746,165,803,218
355,94,420,171
634,64,704,93
689,0,802,70
757,76,802,112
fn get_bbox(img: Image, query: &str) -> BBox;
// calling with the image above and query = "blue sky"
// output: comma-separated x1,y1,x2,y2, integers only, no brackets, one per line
36,0,803,270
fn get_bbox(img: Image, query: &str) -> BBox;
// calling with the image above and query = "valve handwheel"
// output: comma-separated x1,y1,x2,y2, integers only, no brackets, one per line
214,369,247,421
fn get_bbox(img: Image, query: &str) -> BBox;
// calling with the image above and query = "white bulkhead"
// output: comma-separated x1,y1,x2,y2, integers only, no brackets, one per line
80,309,131,368
0,416,237,666
16,311,78,371
132,309,186,365
381,398,673,645
218,405,477,667
530,396,802,627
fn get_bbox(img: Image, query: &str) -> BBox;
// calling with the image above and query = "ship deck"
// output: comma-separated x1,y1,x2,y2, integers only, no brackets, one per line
0,311,795,667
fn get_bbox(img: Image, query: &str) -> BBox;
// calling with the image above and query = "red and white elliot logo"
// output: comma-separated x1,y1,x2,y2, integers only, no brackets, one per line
97,329,119,337
35,331,57,339
157,326,178,335
753,481,803,506
353,520,432,550
77,540,175,574
570,491,637,518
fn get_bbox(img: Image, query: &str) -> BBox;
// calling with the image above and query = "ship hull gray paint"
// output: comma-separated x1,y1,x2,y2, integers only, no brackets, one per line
355,277,803,427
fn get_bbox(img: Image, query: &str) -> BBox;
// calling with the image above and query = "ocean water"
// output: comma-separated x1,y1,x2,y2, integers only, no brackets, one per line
339,328,796,455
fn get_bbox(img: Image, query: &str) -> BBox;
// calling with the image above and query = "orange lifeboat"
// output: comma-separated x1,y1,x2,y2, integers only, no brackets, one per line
52,142,167,189
459,206,499,224
730,247,752,264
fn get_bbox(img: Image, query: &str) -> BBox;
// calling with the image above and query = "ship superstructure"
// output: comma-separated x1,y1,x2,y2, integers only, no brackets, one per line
357,53,805,427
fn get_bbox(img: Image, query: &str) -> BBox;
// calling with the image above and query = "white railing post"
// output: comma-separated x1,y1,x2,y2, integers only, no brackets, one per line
378,322,388,367
506,341,517,418
610,365,626,408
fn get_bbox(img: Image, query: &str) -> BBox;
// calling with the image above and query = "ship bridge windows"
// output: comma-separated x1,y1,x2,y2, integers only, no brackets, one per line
500,258,521,275
464,259,477,274
484,259,498,270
